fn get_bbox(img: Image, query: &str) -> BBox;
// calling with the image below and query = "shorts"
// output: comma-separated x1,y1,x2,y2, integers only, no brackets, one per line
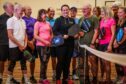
9,47,25,61
98,43,109,52
0,45,9,61
50,47,57,57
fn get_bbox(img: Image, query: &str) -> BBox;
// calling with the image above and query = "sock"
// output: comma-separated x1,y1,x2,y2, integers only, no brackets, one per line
23,74,28,82
0,73,2,79
6,75,13,83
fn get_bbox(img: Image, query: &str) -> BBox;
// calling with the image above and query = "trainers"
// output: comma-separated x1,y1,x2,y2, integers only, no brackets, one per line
52,73,56,81
72,74,79,80
116,79,125,84
56,80,61,84
38,80,43,84
68,80,74,84
30,76,37,83
0,78,3,84
42,79,50,84
113,76,121,83
24,78,31,84
10,78,20,84
38,79,50,84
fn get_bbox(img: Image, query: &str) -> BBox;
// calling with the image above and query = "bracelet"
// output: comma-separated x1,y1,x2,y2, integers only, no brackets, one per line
91,43,95,45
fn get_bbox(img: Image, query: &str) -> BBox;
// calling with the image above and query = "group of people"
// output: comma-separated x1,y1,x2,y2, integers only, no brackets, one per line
0,1,126,84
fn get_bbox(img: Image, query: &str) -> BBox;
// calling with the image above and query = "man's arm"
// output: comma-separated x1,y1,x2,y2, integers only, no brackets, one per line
8,29,24,51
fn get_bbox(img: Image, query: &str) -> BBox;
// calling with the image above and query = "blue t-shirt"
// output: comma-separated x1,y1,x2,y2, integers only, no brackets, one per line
46,17,55,29
74,18,79,24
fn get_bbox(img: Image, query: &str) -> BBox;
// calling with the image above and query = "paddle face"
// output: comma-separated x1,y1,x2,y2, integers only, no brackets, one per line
23,50,33,62
51,36,64,47
68,24,81,36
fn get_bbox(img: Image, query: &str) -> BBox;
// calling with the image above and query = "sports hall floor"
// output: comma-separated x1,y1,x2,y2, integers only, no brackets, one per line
2,58,116,84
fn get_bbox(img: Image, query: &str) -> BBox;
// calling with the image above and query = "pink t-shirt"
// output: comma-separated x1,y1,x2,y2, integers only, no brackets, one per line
99,18,116,45
34,21,52,46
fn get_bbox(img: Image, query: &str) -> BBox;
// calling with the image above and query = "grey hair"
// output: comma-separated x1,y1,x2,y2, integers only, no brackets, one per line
3,2,12,9
14,4,23,12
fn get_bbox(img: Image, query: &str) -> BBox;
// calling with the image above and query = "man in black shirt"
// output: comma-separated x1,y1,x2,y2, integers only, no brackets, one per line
0,2,13,83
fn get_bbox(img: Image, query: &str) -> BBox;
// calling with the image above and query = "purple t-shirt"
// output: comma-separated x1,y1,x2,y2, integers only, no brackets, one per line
22,16,36,40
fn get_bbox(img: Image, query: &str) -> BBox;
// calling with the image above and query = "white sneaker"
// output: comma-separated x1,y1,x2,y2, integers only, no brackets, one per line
52,73,56,81
6,78,11,84
72,74,79,80
24,78,31,84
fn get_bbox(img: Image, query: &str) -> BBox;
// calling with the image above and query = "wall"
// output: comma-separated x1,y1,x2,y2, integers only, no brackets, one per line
0,0,125,18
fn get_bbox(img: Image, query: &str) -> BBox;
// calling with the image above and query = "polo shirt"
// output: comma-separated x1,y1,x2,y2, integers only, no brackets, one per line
7,16,26,48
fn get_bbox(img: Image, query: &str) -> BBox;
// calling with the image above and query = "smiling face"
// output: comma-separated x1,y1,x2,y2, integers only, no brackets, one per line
100,8,106,18
24,6,32,17
70,9,77,18
4,2,14,16
41,13,46,21
82,5,91,17
48,8,55,19
61,6,69,17
118,8,126,20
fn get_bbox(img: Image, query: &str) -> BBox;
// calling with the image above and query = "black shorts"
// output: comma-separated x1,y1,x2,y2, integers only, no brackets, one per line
9,47,25,61
50,47,57,57
0,45,9,61
98,43,109,52
26,46,38,59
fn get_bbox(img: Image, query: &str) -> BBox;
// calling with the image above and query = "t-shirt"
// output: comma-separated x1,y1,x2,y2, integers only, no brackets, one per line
74,18,79,24
116,20,126,49
0,13,11,45
99,18,116,45
46,17,55,29
22,16,36,41
34,21,52,46
79,15,99,45
7,16,26,48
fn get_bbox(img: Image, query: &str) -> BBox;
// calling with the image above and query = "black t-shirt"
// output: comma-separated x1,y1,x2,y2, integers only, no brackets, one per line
0,13,11,45
53,16,75,46
116,20,126,49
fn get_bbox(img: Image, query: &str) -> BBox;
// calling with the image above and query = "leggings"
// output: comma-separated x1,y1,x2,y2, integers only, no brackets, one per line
37,46,50,80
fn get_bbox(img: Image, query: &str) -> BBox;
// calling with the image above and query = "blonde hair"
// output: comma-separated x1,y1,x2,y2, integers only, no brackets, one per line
101,6,113,18
14,4,23,12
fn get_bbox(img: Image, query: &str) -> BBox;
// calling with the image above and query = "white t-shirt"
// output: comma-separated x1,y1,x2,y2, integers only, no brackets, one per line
7,16,26,48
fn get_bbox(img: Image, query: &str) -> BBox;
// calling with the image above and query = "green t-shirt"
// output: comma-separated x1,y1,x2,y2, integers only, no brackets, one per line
79,15,99,46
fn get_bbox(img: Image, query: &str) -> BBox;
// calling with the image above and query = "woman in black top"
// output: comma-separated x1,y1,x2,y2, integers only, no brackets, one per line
113,7,126,83
54,4,75,84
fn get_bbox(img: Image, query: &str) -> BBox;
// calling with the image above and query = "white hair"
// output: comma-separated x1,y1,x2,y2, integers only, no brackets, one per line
84,4,92,9
112,1,122,7
14,4,23,11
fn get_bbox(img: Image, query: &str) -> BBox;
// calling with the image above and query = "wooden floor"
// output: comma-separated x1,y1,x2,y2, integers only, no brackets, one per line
2,58,117,84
